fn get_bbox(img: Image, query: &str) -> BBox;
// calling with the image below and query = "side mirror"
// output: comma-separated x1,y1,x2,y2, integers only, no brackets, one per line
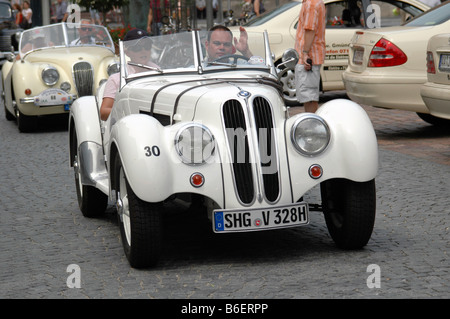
279,49,299,69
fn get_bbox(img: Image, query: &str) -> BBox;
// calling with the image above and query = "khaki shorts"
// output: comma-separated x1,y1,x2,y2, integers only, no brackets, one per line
295,64,321,103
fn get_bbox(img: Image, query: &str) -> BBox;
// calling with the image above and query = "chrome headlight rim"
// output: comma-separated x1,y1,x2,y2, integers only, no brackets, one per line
107,62,120,76
174,123,215,165
291,115,331,157
42,66,59,86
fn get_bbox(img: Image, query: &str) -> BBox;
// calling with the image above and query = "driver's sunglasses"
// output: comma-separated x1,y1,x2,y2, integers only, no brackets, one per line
212,41,232,48
80,27,93,32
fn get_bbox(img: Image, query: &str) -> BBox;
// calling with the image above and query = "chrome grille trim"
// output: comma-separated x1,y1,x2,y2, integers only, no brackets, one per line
73,61,94,97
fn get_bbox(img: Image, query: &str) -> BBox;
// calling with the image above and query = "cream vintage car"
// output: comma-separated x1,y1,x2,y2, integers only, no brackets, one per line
232,0,429,105
2,23,119,132
343,2,450,125
420,33,450,123
69,30,378,268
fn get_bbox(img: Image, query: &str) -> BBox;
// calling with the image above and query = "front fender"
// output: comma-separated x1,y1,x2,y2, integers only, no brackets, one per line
316,99,378,181
69,96,103,146
286,99,378,196
110,115,225,205
109,115,175,203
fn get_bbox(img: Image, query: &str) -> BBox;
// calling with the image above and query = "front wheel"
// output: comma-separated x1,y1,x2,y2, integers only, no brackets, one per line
320,178,376,249
17,109,37,132
114,155,163,268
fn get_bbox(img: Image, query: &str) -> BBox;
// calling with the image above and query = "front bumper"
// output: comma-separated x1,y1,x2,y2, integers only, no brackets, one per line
20,88,77,107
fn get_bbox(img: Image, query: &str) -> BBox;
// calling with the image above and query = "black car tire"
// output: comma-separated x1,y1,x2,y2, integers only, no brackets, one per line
321,178,376,249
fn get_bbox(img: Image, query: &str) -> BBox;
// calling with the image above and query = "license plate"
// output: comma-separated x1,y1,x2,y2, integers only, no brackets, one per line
352,48,364,65
34,89,73,107
439,54,450,72
213,203,309,233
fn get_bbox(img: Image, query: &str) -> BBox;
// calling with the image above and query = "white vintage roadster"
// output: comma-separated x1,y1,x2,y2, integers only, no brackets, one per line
2,23,118,132
69,30,378,268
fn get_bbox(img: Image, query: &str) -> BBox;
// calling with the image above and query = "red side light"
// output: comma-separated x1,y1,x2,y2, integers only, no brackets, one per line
426,51,436,74
190,173,204,188
368,38,407,67
25,89,32,96
309,164,323,179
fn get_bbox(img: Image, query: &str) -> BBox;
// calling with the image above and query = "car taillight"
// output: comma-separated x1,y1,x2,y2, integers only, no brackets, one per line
368,38,407,67
426,51,436,74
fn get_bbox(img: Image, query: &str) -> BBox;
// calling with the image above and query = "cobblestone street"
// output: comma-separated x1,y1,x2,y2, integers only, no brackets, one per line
0,91,448,299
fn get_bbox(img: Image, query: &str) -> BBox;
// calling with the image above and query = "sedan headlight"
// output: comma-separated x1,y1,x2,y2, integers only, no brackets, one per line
107,62,120,76
291,115,330,156
175,124,215,165
42,67,59,86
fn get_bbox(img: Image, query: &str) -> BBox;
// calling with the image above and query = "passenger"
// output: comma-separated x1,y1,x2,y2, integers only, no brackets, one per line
100,28,157,121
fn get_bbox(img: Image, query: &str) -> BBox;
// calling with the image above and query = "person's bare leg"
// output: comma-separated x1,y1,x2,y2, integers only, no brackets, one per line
304,101,318,113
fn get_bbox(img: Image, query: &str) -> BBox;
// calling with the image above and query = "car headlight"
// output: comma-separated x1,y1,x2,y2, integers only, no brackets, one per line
107,62,120,76
291,115,330,156
42,67,59,86
175,124,215,165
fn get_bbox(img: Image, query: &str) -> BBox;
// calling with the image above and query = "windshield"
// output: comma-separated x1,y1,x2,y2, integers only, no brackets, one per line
121,30,270,79
404,1,450,26
19,23,114,57
244,1,300,26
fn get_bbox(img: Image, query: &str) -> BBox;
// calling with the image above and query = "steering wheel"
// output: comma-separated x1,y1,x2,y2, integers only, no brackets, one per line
212,54,249,64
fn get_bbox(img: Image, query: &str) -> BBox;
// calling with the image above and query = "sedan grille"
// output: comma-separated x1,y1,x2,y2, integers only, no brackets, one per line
73,62,94,97
222,97,280,204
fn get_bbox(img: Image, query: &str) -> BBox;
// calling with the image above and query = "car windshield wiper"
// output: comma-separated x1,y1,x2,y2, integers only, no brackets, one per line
128,62,163,73
206,61,237,67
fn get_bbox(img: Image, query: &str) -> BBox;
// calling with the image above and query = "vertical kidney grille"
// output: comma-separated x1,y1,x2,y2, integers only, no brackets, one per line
223,100,255,204
73,62,94,97
253,97,279,202
222,97,280,204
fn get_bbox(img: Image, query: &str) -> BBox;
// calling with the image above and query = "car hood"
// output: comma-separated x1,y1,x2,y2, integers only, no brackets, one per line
122,73,284,125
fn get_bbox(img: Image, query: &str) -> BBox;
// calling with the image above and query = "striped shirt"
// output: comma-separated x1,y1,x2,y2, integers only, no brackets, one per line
294,0,326,65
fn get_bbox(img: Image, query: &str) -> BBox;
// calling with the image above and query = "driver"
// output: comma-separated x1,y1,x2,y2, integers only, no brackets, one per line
205,25,254,62
70,19,98,45
100,28,158,121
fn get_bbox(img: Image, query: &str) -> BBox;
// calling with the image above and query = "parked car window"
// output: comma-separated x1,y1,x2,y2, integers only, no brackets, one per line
372,0,423,26
243,1,300,27
404,1,450,26
0,3,11,18
326,0,363,28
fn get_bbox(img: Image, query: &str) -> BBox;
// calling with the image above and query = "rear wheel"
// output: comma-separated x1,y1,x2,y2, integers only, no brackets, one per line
320,178,376,249
72,128,108,217
114,155,163,268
